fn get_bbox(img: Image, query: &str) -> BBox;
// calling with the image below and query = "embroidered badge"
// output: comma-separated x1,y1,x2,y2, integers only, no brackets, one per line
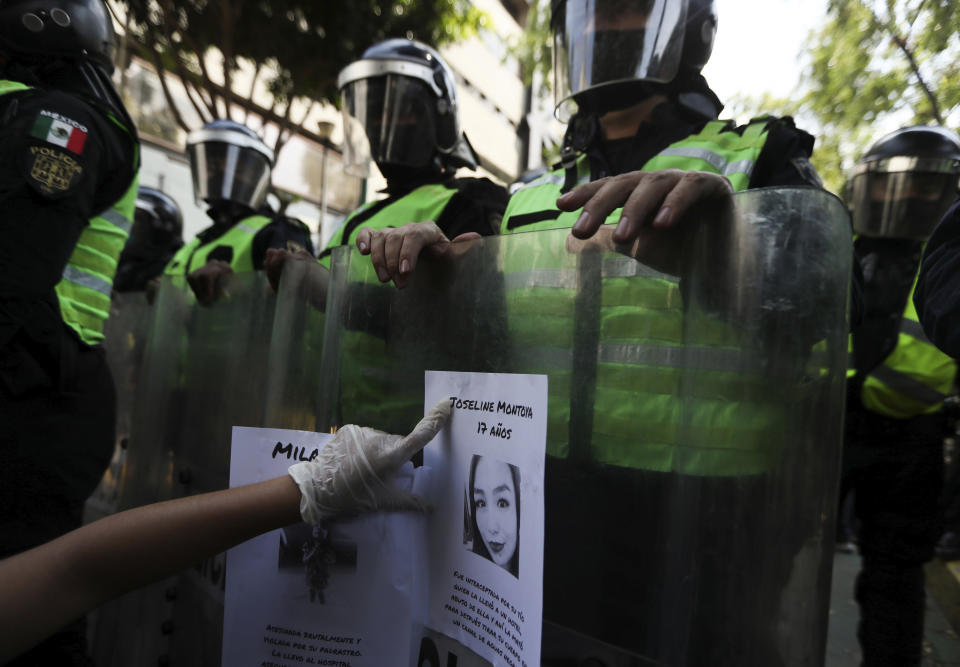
30,110,89,155
28,145,83,194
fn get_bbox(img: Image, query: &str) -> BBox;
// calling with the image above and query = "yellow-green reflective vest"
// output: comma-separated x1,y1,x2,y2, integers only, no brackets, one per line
319,183,458,268
501,118,785,476
858,269,957,418
0,79,140,346
164,215,273,277
322,183,459,433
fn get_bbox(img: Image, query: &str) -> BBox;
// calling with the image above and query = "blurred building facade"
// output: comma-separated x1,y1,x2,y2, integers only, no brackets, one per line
110,0,559,249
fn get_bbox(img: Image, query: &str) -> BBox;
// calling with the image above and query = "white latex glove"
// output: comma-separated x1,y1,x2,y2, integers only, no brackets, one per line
288,399,451,524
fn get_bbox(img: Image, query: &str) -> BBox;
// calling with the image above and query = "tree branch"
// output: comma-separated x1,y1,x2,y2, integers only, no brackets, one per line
219,1,240,121
168,2,223,118
890,32,944,124
142,41,188,132
859,0,944,124
182,78,213,125
272,98,295,156
243,62,263,126
155,4,219,120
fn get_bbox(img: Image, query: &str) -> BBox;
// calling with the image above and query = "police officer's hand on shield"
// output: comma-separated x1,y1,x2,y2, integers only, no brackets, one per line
187,259,234,306
0,401,451,665
264,246,318,293
356,221,482,289
557,168,734,273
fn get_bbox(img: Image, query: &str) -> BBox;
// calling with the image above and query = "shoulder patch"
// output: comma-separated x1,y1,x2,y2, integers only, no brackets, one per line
29,109,89,155
23,144,85,198
790,157,823,187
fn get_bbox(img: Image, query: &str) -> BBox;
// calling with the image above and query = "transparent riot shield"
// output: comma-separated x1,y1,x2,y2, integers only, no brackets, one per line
263,255,330,430
84,291,157,523
316,187,851,667
90,271,278,667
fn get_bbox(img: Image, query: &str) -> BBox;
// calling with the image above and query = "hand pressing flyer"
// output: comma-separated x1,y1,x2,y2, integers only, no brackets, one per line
221,371,546,667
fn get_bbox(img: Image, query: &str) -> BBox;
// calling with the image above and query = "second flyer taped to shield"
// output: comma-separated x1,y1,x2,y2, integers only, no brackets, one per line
221,370,546,667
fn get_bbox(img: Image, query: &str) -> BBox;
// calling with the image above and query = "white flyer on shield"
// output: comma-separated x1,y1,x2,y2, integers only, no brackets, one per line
423,370,547,667
222,427,430,667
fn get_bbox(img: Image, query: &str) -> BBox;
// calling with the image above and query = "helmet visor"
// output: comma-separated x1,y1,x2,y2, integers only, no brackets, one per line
553,0,689,121
851,162,959,239
341,74,438,177
188,141,272,211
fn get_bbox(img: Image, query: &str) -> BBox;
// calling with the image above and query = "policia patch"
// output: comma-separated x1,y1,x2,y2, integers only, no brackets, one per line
25,144,84,196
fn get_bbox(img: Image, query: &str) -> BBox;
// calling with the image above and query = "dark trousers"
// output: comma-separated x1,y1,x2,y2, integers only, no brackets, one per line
842,408,945,667
0,323,116,666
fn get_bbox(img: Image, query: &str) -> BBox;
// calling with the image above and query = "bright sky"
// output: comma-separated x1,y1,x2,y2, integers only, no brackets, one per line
702,0,828,109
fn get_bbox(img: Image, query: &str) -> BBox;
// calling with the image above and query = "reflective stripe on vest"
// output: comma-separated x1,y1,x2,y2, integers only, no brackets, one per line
0,80,31,95
502,117,771,234
320,183,458,268
499,119,782,475
860,270,957,418
55,182,139,344
0,80,140,345
164,215,273,277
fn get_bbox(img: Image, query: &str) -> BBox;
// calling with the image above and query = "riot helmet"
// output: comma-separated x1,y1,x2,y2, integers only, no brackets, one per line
0,0,114,69
129,186,183,255
0,0,128,112
551,0,717,120
850,125,960,239
337,38,476,178
186,119,274,214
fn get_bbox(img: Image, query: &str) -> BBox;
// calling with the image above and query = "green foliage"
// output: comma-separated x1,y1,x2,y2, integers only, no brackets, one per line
508,0,553,96
119,0,485,129
798,0,960,190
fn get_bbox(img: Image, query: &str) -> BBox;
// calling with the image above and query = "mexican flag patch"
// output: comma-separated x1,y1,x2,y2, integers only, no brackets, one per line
30,111,88,154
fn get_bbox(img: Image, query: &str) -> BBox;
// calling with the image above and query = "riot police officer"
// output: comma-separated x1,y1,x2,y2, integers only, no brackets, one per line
0,0,140,663
362,1,857,664
165,119,314,304
114,185,184,293
913,159,960,360
321,38,507,266
845,125,960,666
326,39,508,431
267,38,508,293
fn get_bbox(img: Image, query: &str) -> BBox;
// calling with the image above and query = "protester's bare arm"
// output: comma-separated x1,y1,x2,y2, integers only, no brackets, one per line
0,476,302,664
0,401,451,664
357,221,481,289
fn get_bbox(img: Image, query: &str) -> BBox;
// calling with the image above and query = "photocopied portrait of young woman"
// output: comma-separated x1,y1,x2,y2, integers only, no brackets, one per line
466,455,521,578
424,370,547,667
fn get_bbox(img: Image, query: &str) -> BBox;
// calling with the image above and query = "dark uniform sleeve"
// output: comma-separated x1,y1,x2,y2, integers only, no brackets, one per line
914,199,960,357
250,214,316,270
750,117,822,189
0,88,135,299
435,177,509,238
0,90,134,302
